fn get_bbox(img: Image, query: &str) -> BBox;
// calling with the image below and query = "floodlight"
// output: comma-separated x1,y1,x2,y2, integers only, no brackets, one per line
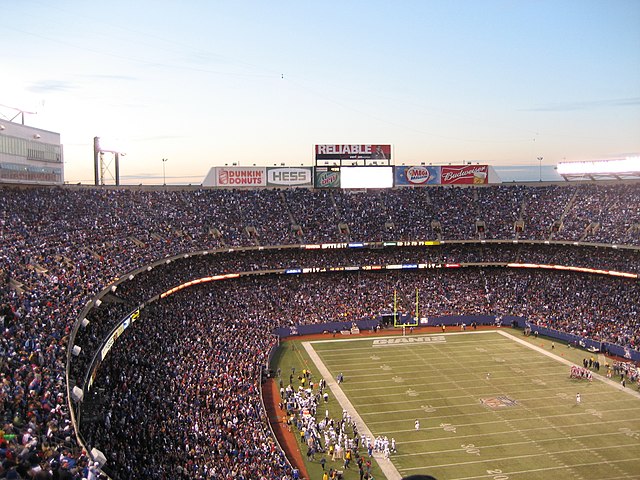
557,157,640,175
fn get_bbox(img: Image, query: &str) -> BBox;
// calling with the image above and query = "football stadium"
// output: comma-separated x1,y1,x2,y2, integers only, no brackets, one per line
1,146,640,479
2,3,640,479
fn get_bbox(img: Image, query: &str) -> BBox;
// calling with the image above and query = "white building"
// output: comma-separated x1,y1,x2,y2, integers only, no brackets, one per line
0,121,64,184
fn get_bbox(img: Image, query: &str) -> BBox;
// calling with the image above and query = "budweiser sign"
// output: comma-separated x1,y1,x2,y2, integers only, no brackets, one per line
441,165,488,185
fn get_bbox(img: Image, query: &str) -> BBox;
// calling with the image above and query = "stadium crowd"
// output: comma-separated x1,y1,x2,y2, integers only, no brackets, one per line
80,267,639,479
80,290,290,479
1,182,639,479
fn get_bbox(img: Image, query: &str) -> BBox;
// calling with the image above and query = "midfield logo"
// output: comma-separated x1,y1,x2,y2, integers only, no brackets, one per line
372,336,446,346
481,396,518,409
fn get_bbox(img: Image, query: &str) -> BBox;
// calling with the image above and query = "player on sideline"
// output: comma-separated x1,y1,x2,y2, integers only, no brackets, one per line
576,393,581,405
415,419,420,430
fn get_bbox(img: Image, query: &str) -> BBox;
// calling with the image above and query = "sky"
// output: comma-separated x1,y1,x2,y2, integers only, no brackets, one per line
1,0,639,184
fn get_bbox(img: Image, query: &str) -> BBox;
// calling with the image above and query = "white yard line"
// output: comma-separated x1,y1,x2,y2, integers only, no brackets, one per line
302,341,403,480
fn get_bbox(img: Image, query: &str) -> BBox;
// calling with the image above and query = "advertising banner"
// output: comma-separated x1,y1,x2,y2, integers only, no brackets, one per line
216,167,266,187
315,144,391,161
394,165,440,186
266,167,313,187
441,165,488,185
314,167,341,188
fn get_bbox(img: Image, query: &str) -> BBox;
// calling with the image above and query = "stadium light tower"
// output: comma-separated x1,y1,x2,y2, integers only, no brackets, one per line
93,136,124,185
537,157,543,181
162,158,168,185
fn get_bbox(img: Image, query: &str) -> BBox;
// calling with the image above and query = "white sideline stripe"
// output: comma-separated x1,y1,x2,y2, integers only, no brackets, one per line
496,330,640,399
398,444,638,472
446,459,640,480
301,341,403,480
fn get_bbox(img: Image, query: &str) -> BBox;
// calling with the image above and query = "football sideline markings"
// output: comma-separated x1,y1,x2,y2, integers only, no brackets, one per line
301,340,403,480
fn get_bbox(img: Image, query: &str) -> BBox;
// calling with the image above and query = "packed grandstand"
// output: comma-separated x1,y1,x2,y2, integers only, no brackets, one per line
1,182,639,479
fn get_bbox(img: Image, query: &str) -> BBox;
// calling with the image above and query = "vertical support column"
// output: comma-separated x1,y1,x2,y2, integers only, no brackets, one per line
115,153,120,186
93,137,100,185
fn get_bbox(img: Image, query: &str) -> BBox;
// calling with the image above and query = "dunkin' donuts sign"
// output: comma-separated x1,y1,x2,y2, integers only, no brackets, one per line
216,167,266,186
441,165,488,184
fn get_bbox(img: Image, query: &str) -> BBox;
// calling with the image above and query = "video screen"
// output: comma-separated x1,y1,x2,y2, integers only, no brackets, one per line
340,166,393,189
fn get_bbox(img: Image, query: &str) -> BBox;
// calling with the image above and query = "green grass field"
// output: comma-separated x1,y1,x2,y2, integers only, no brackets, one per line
275,329,640,480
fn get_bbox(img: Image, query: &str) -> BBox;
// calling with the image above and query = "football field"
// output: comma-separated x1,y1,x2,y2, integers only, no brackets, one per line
302,330,640,480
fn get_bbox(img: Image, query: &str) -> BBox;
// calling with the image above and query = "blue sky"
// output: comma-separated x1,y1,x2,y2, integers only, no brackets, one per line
2,0,639,184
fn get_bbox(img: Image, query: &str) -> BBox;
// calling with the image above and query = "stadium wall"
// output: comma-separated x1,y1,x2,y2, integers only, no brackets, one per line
275,314,640,363
509,318,640,362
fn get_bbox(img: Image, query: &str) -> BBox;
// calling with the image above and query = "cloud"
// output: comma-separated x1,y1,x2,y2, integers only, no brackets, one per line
525,97,640,112
80,74,137,82
27,80,77,93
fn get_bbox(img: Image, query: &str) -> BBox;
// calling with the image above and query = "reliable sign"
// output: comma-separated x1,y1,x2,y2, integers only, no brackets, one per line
315,144,391,161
